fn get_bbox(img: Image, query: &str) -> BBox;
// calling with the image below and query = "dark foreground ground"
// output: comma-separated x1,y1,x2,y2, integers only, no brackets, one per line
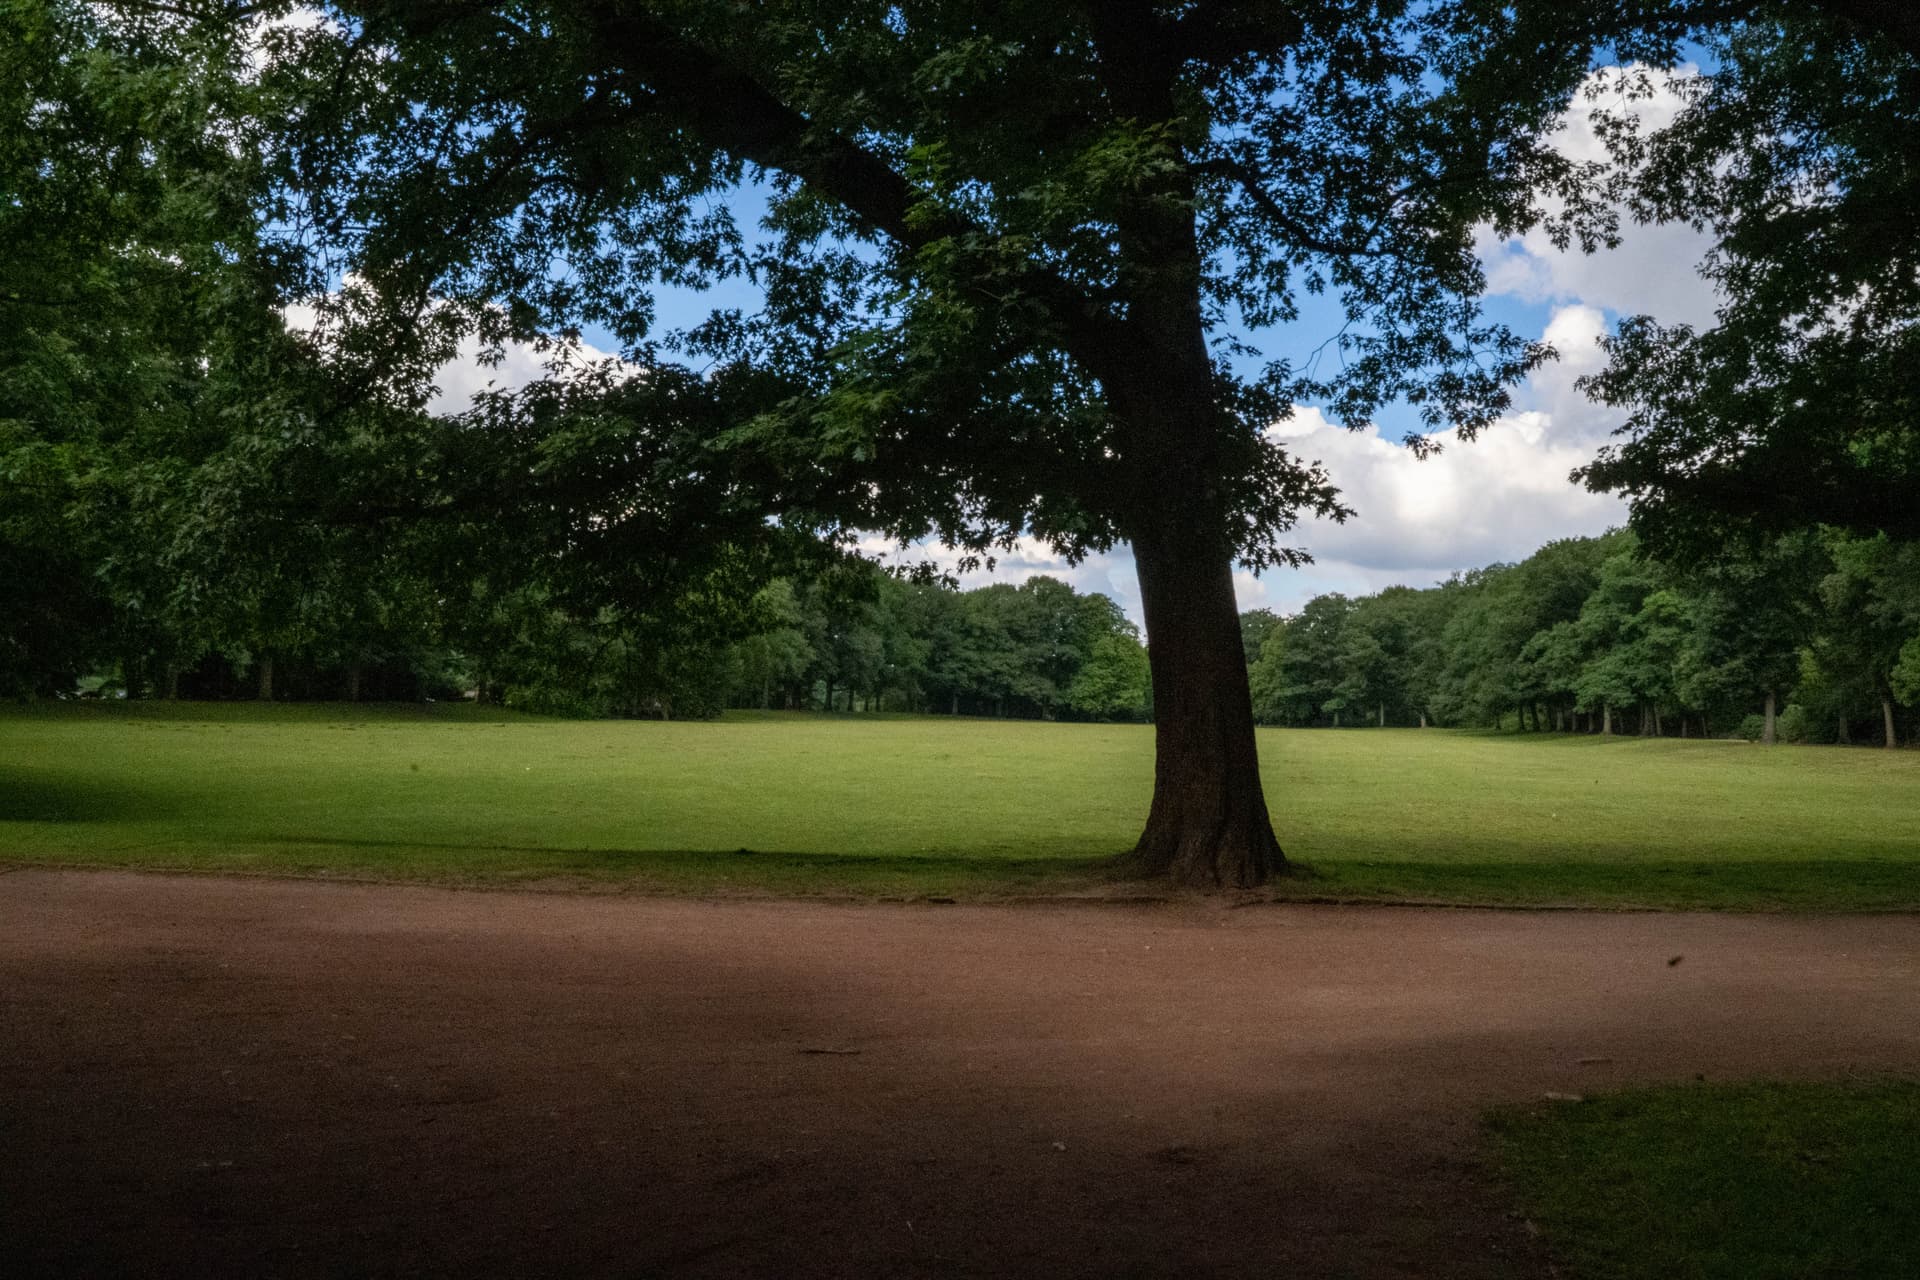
2,871,1916,1278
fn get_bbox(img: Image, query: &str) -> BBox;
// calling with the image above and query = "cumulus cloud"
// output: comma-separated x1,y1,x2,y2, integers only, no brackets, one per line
1267,388,1625,576
1478,64,1721,329
860,535,1147,625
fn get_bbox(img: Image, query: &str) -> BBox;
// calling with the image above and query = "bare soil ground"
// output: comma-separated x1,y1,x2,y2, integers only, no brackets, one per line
2,871,1916,1279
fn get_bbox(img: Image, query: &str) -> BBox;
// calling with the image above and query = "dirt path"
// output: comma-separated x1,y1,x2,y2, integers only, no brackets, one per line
2,871,1916,1278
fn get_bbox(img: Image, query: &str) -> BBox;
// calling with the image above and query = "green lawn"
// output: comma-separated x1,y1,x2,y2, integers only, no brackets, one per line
3,702,1919,907
1488,1081,1920,1280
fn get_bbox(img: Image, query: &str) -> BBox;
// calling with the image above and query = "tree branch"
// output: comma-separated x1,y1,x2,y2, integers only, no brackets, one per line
1192,158,1393,259
1801,0,1920,61
1171,1,1307,68
591,9,1133,385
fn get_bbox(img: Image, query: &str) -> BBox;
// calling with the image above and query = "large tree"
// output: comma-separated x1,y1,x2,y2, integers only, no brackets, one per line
253,1,1638,884
1574,4,1920,557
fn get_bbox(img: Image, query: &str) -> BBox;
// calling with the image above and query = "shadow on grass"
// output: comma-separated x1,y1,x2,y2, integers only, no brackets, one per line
0,769,177,824
0,700,554,725
231,834,1120,891
1292,858,1920,910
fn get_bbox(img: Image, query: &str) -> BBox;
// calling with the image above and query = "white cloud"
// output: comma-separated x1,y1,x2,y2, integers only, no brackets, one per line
861,535,1146,625
424,332,627,416
284,289,629,416
1478,64,1721,329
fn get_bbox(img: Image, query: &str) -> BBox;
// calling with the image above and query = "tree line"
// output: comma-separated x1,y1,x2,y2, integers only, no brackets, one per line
38,556,1153,726
1243,529,1920,747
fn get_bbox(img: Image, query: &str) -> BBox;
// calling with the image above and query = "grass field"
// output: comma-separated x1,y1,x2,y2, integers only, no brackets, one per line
4,702,1919,908
1489,1081,1920,1280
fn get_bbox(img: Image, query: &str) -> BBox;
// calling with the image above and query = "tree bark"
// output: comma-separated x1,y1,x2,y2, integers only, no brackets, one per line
257,655,274,703
1839,713,1850,745
1883,696,1898,749
1418,712,1427,729
1653,705,1663,737
1602,703,1612,735
1122,525,1284,888
1764,689,1777,745
346,665,362,703
1087,13,1286,889
1378,702,1385,728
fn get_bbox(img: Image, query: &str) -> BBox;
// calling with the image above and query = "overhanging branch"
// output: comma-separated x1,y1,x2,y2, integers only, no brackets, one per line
591,8,1133,385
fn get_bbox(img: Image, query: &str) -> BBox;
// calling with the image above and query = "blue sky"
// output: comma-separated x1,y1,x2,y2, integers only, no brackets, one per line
427,65,1716,627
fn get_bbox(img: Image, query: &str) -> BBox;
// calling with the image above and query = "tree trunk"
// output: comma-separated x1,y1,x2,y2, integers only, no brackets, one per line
162,665,180,701
1121,524,1284,889
1418,712,1427,729
1095,85,1285,889
950,691,959,716
257,655,274,703
346,665,362,703
1839,714,1850,745
1763,689,1777,745
1884,696,1898,749
1653,705,1663,737
1333,710,1341,727
1602,703,1612,735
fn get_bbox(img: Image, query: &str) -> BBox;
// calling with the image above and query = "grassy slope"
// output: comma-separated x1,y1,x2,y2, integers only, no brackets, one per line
3,703,1919,906
1488,1082,1920,1280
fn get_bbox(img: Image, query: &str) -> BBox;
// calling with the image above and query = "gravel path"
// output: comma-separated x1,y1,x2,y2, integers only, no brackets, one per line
3,870,1916,1277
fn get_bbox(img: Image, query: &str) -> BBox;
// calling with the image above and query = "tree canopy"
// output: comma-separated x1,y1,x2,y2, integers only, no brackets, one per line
1575,5,1920,555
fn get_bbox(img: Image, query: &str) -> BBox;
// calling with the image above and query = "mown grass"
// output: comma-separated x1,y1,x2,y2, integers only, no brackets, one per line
1488,1081,1920,1280
3,702,1918,907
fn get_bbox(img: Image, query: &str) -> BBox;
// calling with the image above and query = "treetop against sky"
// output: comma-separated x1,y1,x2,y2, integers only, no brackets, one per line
400,54,1719,628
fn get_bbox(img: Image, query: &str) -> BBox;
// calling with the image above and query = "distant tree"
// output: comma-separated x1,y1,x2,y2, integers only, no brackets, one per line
1673,535,1826,743
729,580,815,710
1067,632,1152,723
1816,534,1920,748
1238,610,1283,669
